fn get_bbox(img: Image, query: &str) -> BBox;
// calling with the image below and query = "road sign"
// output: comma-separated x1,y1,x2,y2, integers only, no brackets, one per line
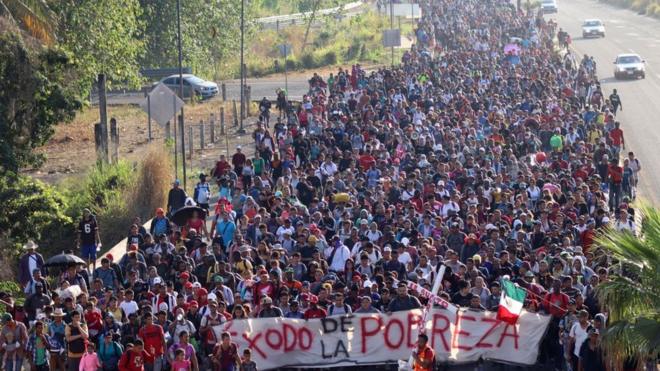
278,44,292,57
139,83,184,127
382,29,401,47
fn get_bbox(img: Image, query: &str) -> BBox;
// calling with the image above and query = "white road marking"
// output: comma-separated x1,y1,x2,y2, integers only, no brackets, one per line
626,32,640,37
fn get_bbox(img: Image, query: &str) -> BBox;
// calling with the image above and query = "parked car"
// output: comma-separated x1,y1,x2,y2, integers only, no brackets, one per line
158,74,219,99
582,19,605,38
613,53,646,79
541,0,558,13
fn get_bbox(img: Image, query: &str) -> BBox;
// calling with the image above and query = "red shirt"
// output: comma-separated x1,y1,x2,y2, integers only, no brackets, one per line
138,324,165,361
609,128,624,146
304,306,327,319
543,292,569,318
118,349,149,371
84,310,103,333
358,154,376,171
608,164,623,184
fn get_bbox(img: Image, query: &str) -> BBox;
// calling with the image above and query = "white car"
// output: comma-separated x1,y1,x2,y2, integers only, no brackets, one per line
158,74,219,99
582,19,605,38
613,53,646,79
541,0,558,13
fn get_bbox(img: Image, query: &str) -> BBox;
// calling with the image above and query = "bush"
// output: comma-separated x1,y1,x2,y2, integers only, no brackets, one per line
323,50,338,65
0,172,73,261
300,53,317,69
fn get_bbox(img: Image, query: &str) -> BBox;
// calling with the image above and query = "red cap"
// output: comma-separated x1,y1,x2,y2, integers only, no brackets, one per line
189,300,199,307
352,273,361,281
309,295,319,304
129,244,138,251
180,272,190,279
258,269,268,275
197,288,208,296
184,282,193,289
106,253,114,261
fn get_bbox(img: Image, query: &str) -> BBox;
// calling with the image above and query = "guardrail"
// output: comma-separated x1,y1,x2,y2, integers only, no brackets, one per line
256,1,363,24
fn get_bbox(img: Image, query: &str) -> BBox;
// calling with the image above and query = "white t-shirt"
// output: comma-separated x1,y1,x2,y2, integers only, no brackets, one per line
397,251,413,266
120,300,139,318
569,322,590,357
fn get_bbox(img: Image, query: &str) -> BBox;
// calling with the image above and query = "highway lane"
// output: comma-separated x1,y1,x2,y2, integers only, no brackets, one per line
551,0,660,205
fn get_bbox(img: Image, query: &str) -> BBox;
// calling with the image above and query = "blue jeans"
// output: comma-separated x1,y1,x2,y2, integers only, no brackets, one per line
4,356,23,371
145,355,164,371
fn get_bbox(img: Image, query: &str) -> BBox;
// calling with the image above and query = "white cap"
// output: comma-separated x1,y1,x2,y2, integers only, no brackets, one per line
383,246,392,252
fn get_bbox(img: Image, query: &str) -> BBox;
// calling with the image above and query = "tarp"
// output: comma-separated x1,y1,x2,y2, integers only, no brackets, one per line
212,308,550,369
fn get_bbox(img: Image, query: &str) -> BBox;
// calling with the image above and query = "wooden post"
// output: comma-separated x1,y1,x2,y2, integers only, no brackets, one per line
110,118,119,164
220,107,225,135
232,100,238,127
165,121,171,140
146,89,152,141
188,126,193,160
221,83,226,101
94,123,103,165
97,74,109,163
210,114,215,143
199,120,205,149
242,84,249,119
246,86,252,116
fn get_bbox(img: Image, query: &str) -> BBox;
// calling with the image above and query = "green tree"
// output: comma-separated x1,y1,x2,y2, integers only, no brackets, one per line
0,0,57,43
52,0,145,95
0,172,73,256
140,0,246,80
0,29,81,172
596,205,660,368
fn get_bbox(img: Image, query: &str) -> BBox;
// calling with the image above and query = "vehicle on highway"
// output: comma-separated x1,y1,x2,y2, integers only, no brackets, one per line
582,19,605,38
613,53,646,79
158,74,219,99
541,0,558,13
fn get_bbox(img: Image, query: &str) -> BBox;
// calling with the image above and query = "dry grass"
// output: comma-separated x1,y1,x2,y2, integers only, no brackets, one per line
128,146,173,219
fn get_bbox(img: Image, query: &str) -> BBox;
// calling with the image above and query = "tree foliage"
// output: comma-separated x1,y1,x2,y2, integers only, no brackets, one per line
139,0,247,80
0,30,81,172
595,204,660,368
52,0,145,95
0,172,73,256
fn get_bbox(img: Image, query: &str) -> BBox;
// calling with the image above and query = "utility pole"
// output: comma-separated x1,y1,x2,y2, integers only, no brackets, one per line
301,0,321,53
390,0,394,66
176,0,187,189
97,74,109,164
238,0,246,134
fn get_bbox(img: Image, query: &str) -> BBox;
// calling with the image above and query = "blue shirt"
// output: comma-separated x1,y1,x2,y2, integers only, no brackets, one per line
215,220,236,249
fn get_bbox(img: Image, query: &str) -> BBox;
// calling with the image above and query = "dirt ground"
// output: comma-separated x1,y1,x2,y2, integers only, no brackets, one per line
25,98,261,185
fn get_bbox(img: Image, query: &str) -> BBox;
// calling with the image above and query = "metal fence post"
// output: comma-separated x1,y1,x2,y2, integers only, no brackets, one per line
220,107,225,135
210,113,215,143
110,117,119,164
232,100,238,127
199,121,205,149
165,121,171,140
188,126,193,160
221,83,226,101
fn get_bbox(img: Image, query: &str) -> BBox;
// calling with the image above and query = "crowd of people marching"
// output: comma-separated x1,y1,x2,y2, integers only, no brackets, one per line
2,0,644,370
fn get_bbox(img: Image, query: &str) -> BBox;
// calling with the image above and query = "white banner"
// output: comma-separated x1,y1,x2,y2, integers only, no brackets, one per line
213,308,550,369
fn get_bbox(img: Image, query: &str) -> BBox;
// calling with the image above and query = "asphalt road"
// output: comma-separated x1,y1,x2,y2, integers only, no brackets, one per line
551,0,660,205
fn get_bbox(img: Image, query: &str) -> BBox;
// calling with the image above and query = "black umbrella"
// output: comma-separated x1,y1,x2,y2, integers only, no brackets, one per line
170,205,207,226
44,253,87,267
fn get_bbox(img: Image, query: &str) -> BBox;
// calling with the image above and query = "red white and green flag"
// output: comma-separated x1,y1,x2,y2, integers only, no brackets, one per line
497,279,527,324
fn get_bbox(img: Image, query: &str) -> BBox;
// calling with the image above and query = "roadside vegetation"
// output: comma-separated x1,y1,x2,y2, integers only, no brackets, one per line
599,0,660,17
229,11,411,79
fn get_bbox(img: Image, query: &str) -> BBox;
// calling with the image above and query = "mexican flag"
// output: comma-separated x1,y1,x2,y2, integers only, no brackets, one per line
497,279,527,324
